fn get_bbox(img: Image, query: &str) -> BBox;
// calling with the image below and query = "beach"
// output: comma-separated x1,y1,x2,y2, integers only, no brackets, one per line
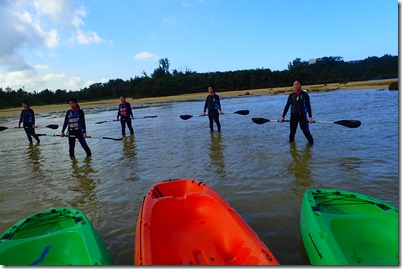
0,79,396,117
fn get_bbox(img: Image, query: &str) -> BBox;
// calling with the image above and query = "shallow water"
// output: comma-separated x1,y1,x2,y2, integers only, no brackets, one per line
0,89,398,265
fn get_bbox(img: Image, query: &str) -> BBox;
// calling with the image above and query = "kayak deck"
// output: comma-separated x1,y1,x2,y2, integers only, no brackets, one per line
135,178,279,265
0,207,112,265
300,189,398,265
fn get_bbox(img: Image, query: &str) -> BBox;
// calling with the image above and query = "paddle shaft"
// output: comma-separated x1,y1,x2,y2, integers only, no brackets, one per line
251,117,361,128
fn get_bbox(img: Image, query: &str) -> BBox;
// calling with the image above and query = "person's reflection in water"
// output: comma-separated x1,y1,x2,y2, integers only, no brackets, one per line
26,144,43,177
289,143,313,195
209,132,226,177
70,157,98,210
122,134,137,160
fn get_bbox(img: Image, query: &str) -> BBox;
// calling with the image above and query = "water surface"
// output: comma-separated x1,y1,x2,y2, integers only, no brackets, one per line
0,89,398,265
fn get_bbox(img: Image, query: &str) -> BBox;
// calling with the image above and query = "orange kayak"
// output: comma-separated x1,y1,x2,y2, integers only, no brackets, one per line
134,178,279,265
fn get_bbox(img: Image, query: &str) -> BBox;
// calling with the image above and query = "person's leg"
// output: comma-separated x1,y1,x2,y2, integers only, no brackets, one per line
30,127,40,143
208,114,214,132
120,118,126,135
126,117,134,134
214,114,221,132
289,115,298,142
69,136,76,158
300,115,314,144
77,135,92,157
24,126,33,143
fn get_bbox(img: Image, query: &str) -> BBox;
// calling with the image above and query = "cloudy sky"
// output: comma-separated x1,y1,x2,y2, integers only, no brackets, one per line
0,0,397,93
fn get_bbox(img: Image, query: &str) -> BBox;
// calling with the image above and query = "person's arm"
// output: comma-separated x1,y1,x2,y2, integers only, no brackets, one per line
279,94,292,122
202,96,209,116
127,102,134,118
80,110,87,133
18,111,23,127
216,94,223,114
60,111,69,136
303,92,313,123
117,104,121,120
31,109,35,127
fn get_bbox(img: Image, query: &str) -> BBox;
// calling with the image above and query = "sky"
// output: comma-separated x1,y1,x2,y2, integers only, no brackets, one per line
0,0,398,93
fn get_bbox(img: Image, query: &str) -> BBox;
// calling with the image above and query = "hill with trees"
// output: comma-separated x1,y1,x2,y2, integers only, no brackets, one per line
0,54,397,109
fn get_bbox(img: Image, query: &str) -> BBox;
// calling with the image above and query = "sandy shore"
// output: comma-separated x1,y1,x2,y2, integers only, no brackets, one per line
0,79,396,117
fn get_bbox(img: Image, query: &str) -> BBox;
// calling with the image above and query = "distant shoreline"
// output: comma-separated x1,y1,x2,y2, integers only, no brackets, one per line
0,79,396,117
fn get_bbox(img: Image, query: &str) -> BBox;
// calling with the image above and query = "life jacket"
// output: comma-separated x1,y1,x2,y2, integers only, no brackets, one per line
22,109,34,124
68,109,81,131
290,90,308,114
119,103,128,117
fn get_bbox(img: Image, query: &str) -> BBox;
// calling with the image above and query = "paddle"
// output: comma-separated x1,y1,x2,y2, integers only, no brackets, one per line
38,134,123,141
180,110,250,120
0,124,59,131
251,118,361,128
95,115,157,124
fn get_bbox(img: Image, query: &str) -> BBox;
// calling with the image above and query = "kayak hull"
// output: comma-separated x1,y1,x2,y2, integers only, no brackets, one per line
300,188,398,265
134,178,279,265
0,207,112,265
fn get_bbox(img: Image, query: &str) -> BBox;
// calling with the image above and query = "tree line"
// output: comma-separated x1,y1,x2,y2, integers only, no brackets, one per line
0,54,397,109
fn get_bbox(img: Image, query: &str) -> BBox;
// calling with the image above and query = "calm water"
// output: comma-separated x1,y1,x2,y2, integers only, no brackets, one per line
0,89,398,265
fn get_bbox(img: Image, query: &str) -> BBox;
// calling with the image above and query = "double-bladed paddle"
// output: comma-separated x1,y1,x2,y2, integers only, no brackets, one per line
180,110,249,120
95,115,157,124
38,134,123,141
251,117,361,128
0,124,59,132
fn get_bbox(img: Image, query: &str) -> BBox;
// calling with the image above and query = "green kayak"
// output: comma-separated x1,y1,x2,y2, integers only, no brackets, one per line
0,207,112,265
300,188,398,265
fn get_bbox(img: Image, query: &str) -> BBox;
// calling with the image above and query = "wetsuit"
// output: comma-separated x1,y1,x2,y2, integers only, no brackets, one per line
62,108,91,157
117,102,134,135
204,93,222,132
19,108,40,144
282,90,314,144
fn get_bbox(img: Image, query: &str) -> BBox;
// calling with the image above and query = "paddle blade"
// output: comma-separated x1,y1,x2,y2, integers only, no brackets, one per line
143,115,157,118
180,115,193,120
251,118,270,124
334,120,361,128
102,136,123,141
95,121,108,124
0,126,8,131
234,110,249,115
46,124,59,129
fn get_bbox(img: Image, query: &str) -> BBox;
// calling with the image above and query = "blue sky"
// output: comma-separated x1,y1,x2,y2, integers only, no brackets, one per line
0,0,398,93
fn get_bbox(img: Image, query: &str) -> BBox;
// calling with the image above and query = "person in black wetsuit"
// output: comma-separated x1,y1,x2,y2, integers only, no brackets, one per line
202,86,223,132
18,101,40,144
116,95,134,135
279,79,314,144
60,98,92,158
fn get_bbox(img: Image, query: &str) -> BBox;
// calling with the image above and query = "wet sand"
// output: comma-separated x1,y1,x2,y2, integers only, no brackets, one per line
0,79,396,117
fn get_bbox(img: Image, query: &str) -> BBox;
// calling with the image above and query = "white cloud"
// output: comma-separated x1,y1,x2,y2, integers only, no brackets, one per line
0,0,104,92
133,52,159,62
76,29,102,45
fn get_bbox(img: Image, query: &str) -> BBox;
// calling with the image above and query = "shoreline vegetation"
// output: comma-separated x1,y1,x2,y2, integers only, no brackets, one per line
0,79,397,117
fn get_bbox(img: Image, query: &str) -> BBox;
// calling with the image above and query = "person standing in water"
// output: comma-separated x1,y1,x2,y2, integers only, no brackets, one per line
202,86,223,132
279,79,314,144
60,98,92,158
18,101,40,144
116,95,134,135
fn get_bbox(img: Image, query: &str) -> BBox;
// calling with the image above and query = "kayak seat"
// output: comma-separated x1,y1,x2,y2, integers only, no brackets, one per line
147,193,263,265
329,216,398,265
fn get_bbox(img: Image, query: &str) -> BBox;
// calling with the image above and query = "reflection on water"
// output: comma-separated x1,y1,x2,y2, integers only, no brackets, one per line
209,133,226,177
70,157,98,210
26,144,42,177
289,143,313,195
122,135,136,160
